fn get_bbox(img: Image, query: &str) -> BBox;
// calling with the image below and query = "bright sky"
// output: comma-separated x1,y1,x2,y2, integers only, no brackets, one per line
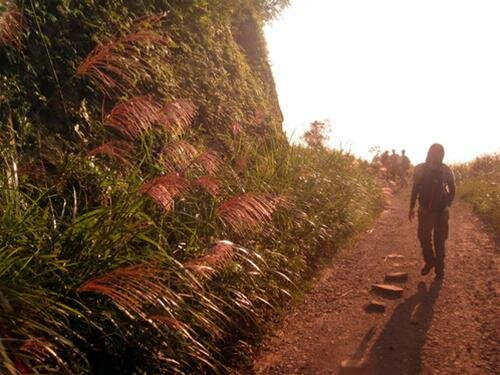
264,0,500,163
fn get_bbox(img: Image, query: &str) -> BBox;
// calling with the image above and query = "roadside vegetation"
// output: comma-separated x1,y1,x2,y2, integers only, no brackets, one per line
454,154,500,241
0,1,382,373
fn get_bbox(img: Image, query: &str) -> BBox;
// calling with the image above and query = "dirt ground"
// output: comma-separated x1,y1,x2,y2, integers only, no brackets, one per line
253,188,499,375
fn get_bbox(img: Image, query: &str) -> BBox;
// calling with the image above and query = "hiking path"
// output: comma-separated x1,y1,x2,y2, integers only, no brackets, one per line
253,188,499,375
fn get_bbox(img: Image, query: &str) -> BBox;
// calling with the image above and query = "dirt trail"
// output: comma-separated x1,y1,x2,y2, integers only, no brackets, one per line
253,189,499,374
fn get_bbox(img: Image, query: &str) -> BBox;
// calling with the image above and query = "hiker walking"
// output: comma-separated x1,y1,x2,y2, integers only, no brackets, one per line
398,149,411,187
379,150,390,180
408,143,455,279
388,149,400,181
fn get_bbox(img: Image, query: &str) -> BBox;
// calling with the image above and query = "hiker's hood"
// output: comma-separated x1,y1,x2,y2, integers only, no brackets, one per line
425,143,445,164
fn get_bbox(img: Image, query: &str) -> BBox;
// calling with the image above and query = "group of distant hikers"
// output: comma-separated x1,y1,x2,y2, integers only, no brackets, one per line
373,148,412,186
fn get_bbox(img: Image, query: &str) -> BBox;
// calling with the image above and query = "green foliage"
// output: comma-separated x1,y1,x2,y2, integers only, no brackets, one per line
0,0,382,373
256,0,290,20
455,154,500,240
301,120,331,149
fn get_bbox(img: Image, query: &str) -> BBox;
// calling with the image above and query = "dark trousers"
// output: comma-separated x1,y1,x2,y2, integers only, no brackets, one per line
417,208,449,274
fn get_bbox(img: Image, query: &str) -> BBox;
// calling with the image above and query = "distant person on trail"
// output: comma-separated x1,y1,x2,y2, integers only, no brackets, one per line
399,149,411,186
380,150,389,168
379,150,390,179
388,149,400,181
409,143,456,280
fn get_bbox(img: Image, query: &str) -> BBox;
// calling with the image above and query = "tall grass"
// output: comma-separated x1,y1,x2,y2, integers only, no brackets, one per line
454,154,500,241
0,6,24,49
75,14,168,97
0,4,383,374
0,132,383,373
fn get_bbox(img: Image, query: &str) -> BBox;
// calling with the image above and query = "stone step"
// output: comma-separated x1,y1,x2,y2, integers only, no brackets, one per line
372,283,404,297
364,300,387,313
385,253,405,261
384,272,409,283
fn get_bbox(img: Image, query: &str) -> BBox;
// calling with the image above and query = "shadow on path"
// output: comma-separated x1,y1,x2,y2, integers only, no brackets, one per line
366,280,442,374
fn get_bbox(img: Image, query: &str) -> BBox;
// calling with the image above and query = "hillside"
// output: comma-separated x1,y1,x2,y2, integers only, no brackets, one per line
0,1,382,373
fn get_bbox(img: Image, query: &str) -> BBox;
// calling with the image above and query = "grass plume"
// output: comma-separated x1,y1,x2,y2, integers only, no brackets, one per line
104,95,162,139
77,263,179,319
161,140,199,173
191,151,224,176
184,241,235,278
0,8,24,48
88,140,134,165
76,14,168,96
139,174,189,211
217,193,284,234
193,175,221,197
157,100,197,137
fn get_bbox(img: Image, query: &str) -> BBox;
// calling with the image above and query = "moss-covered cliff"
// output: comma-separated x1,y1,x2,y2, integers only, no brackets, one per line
0,0,285,159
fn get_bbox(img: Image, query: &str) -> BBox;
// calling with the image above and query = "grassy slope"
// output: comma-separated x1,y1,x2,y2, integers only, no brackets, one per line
455,154,500,241
0,1,383,373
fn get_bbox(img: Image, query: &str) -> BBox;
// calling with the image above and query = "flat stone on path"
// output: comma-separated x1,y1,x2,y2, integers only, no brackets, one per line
384,272,408,282
386,253,404,258
384,253,405,261
364,300,387,313
372,283,404,297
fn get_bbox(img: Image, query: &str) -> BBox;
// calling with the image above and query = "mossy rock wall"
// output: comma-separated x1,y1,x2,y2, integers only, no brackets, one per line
0,0,284,162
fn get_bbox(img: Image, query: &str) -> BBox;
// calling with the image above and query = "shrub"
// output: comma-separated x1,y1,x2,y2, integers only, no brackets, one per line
455,154,500,241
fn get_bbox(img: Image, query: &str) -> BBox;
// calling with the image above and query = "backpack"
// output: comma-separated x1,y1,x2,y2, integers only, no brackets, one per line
418,164,449,211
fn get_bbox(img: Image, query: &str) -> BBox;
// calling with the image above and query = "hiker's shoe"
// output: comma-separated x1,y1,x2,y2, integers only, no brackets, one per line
420,263,434,276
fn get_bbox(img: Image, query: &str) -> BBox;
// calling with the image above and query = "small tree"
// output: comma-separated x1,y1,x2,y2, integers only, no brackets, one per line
259,0,291,20
301,120,331,149
369,145,382,162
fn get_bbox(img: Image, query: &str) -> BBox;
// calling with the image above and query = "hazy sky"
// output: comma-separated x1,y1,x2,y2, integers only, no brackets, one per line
264,0,500,163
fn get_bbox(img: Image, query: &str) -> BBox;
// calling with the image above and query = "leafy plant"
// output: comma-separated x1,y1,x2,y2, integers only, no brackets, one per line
455,154,500,240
